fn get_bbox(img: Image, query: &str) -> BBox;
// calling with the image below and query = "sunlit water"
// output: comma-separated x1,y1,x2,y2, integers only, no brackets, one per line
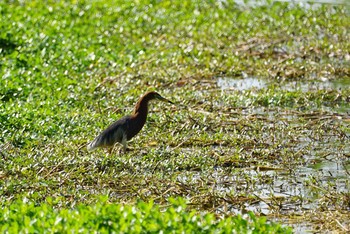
214,75,350,231
217,76,350,92
232,0,349,6
217,77,267,90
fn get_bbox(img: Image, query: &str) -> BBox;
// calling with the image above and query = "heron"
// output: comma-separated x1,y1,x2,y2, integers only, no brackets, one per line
87,91,174,153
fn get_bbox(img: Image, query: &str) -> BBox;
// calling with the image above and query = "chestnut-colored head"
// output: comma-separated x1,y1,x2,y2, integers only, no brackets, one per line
143,91,174,104
133,91,174,115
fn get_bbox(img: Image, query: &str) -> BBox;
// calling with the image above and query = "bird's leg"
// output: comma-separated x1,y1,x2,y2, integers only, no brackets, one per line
122,133,127,153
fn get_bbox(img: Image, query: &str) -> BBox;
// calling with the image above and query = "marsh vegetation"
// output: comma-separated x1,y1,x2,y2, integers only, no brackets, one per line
1,0,349,232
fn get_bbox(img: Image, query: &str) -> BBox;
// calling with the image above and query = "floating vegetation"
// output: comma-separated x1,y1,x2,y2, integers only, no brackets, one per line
1,0,349,232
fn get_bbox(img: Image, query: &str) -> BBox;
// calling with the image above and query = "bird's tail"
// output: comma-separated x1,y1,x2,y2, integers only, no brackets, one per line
87,139,98,151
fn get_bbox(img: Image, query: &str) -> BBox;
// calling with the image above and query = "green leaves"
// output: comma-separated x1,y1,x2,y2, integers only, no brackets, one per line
0,0,349,232
0,198,291,233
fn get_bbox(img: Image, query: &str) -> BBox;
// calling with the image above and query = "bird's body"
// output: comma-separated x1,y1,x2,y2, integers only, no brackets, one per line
87,91,173,153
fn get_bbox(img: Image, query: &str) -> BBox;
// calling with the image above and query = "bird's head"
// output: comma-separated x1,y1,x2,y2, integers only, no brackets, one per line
147,91,174,104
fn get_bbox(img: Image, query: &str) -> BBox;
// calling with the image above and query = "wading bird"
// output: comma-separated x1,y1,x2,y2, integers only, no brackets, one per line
87,91,174,153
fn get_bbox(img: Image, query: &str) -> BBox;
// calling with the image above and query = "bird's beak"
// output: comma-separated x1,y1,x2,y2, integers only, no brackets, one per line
159,96,174,104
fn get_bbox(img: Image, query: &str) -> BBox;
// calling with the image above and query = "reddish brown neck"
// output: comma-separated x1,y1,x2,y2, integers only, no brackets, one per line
133,93,154,116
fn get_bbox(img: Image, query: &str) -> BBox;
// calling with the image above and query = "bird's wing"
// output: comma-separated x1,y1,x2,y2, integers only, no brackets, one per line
87,115,131,150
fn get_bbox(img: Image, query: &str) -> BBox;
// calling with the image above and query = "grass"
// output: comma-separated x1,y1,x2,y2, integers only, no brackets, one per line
1,0,349,232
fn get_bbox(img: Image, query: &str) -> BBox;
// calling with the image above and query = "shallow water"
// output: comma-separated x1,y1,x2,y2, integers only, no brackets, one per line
217,76,350,92
233,0,349,6
217,77,267,90
177,90,350,232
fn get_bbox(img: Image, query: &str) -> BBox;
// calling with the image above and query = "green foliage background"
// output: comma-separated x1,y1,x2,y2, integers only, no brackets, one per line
0,0,349,232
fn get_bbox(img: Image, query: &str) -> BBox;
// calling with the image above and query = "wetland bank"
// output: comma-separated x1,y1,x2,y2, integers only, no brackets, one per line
1,0,349,232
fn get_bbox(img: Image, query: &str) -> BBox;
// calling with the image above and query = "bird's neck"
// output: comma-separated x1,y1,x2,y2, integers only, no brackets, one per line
133,98,149,118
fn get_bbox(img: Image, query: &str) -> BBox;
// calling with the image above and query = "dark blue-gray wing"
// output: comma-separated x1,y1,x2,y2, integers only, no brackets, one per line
87,115,131,151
